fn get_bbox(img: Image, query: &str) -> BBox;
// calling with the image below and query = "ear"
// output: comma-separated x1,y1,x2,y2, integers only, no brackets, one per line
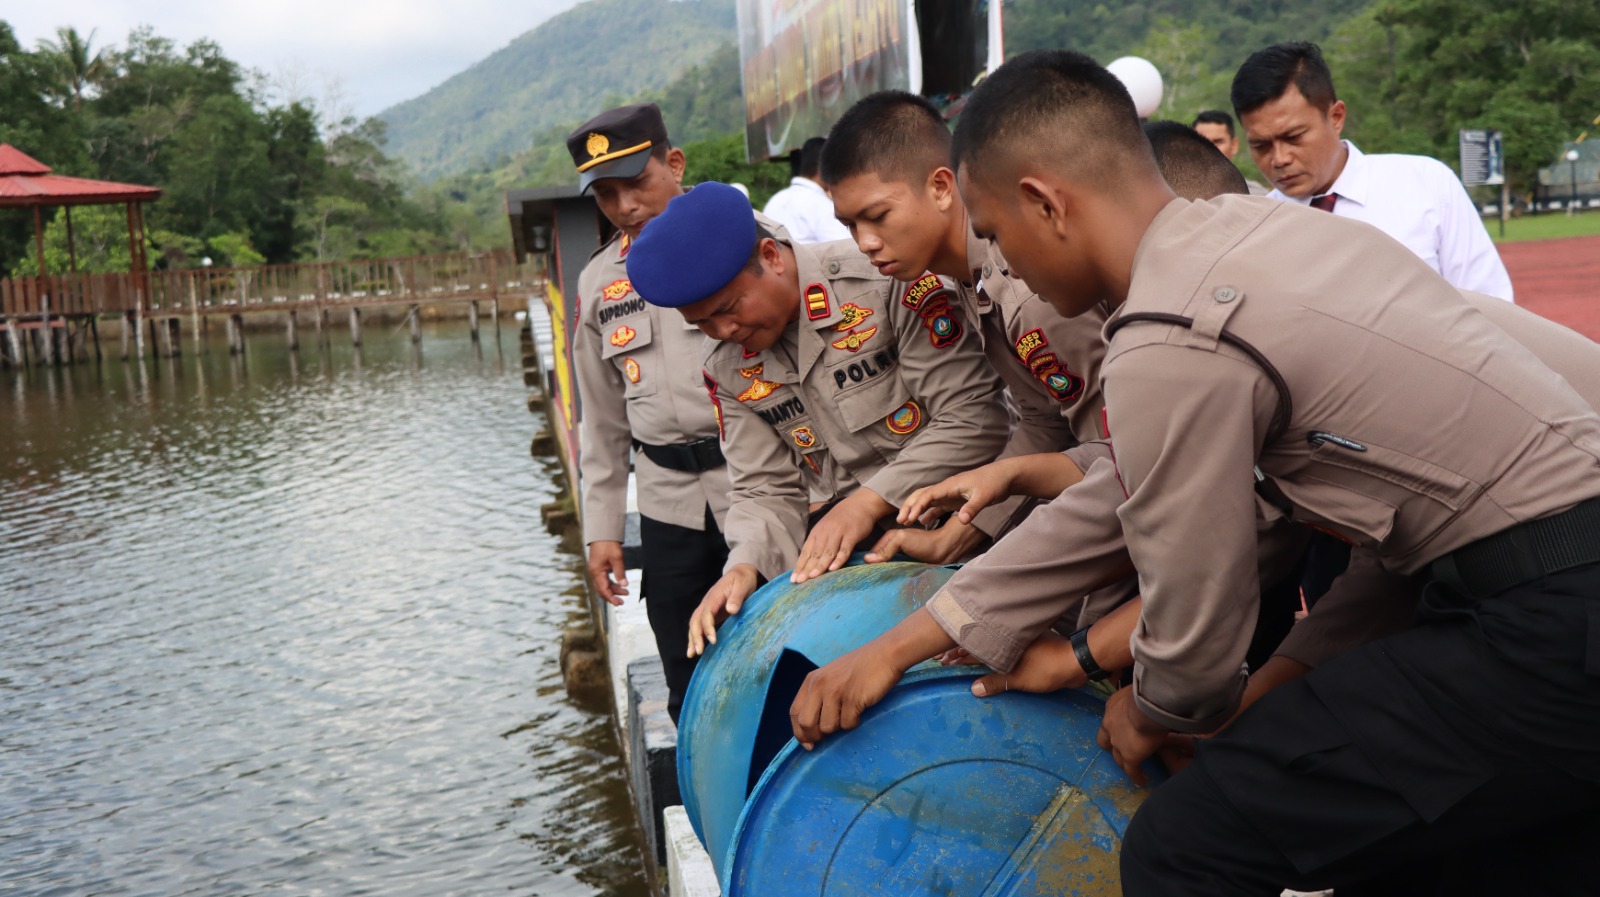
758,236,785,276
1019,175,1071,241
928,166,958,213
666,147,687,183
1326,100,1346,137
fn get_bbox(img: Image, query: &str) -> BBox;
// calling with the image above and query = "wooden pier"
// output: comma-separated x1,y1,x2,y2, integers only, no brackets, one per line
0,249,544,367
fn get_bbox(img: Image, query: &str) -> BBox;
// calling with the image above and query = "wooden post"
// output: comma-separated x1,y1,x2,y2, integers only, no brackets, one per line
226,313,244,355
120,311,132,360
286,310,300,351
349,306,362,346
408,304,421,344
3,318,22,369
469,300,480,342
167,318,182,358
89,314,102,363
39,294,54,366
492,298,501,341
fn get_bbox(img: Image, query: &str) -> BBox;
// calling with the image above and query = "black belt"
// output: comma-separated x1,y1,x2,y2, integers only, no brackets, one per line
1430,498,1600,601
633,437,725,473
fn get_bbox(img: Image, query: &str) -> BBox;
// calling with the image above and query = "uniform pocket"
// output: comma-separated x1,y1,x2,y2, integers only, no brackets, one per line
599,312,652,360
1310,437,1479,511
835,371,911,433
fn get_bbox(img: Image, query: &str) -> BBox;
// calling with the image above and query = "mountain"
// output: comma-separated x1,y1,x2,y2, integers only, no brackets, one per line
377,0,736,180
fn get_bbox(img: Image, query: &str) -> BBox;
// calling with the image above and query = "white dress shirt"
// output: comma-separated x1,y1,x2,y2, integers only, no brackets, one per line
1270,141,1514,302
761,177,851,244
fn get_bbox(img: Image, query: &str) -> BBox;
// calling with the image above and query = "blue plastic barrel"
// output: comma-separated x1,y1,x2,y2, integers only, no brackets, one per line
677,560,1157,893
724,666,1151,896
676,561,959,872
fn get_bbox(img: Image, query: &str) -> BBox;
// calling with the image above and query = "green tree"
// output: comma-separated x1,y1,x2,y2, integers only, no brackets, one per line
36,26,105,109
8,205,144,277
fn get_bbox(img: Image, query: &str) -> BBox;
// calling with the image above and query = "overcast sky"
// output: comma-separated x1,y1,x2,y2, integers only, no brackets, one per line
8,1,588,118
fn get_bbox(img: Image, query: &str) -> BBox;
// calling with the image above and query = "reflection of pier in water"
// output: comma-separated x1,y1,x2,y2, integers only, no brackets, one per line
0,250,544,367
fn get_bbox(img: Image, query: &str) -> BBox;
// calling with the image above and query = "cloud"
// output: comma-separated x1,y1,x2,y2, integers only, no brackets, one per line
7,0,587,116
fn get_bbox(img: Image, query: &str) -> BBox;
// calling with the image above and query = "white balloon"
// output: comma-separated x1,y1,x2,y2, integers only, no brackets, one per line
1107,56,1164,118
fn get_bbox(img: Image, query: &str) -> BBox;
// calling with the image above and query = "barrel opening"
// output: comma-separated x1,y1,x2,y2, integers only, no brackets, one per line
746,648,817,797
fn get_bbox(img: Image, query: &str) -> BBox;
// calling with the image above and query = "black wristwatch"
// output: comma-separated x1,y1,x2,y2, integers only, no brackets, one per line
1070,627,1110,682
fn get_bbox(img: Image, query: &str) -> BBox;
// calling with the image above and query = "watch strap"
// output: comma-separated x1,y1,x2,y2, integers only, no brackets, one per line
1070,626,1109,682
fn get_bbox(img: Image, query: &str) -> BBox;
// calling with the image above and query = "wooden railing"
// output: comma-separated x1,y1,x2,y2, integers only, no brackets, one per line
0,250,544,320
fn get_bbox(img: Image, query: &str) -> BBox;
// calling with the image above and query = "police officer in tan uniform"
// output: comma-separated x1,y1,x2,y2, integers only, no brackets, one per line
622,182,1009,656
568,103,731,722
951,51,1600,895
821,90,1108,561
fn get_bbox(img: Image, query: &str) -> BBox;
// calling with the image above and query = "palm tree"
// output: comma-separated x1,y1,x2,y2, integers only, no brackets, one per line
37,26,105,109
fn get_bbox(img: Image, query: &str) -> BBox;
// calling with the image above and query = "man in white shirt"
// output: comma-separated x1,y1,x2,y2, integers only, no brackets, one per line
762,137,852,244
1233,41,1514,302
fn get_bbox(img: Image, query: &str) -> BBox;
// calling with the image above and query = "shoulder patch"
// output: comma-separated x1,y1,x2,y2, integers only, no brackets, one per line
703,371,725,440
901,273,944,310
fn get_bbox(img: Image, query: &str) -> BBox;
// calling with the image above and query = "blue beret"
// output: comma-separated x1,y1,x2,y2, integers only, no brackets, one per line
626,182,757,309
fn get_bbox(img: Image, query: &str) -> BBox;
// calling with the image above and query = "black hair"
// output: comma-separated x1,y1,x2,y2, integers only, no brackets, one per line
1142,121,1249,200
1191,110,1236,136
1231,41,1337,116
820,90,951,186
952,50,1152,188
798,137,827,179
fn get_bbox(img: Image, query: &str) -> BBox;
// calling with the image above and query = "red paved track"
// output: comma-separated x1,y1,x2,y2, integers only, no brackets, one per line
1501,235,1600,340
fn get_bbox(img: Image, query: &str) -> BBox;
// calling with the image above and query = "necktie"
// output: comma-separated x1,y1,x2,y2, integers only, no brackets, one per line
1310,193,1338,212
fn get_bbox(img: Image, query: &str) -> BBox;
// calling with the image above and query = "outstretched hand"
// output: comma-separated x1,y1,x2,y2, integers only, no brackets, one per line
686,564,760,657
897,461,1016,528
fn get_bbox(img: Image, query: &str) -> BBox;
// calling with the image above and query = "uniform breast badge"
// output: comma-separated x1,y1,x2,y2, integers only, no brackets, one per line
737,362,781,403
603,279,633,301
792,426,816,448
624,358,641,384
610,324,637,347
885,401,923,435
829,304,878,352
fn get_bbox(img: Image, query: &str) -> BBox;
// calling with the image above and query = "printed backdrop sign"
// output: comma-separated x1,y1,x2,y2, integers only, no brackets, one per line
737,0,912,161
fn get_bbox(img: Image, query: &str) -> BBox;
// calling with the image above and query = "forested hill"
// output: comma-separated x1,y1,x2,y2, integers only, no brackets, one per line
376,0,735,180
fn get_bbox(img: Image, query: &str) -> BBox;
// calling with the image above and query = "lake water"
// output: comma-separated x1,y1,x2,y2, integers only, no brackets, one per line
0,321,648,897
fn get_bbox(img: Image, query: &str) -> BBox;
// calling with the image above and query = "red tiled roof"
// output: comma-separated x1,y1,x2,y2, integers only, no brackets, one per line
0,144,161,207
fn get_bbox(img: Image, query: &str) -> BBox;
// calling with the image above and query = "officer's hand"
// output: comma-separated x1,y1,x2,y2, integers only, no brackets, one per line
897,461,1015,528
864,515,988,565
686,564,760,657
792,489,891,584
1157,733,1199,776
969,631,1084,697
587,541,628,606
1096,685,1171,787
789,643,905,750
938,646,977,665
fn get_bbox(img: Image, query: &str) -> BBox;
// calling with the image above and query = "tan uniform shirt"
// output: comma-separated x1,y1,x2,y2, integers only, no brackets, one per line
574,231,730,542
1104,195,1600,732
954,232,1110,537
1274,289,1600,668
705,239,1009,579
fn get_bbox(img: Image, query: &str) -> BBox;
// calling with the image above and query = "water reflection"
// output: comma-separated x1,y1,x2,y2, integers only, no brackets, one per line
0,321,647,897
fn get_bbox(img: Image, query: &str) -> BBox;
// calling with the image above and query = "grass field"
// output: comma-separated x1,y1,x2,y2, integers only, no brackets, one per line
1487,212,1600,243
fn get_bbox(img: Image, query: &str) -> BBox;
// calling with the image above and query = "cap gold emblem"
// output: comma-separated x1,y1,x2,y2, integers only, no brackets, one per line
586,132,611,159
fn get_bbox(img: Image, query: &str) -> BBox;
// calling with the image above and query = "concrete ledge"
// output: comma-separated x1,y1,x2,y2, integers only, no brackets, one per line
602,567,654,752
627,655,681,868
664,805,721,897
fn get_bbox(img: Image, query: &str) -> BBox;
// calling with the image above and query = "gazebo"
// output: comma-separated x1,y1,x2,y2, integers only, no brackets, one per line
0,144,161,365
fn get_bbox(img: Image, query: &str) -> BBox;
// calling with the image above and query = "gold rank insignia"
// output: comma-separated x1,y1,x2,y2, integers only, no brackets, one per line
833,303,873,330
885,401,923,435
792,426,816,448
586,132,610,158
805,282,831,320
831,325,878,352
624,358,641,383
736,361,781,403
610,324,637,347
603,279,632,301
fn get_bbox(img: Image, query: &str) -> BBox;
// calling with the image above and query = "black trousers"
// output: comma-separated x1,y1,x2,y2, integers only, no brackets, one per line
640,506,729,725
1122,562,1600,896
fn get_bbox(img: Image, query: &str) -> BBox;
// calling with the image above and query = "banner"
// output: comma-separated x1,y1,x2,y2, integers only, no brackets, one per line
736,0,912,162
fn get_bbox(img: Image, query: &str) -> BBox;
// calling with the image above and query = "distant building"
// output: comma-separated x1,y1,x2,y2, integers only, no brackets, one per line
1537,141,1598,212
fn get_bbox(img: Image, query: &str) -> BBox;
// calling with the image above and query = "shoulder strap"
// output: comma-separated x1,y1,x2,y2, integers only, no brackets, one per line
1105,311,1293,446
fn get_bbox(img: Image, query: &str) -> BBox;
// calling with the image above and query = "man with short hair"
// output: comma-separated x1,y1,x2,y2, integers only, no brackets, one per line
762,136,851,243
1145,120,1250,200
1233,41,1513,301
568,103,735,723
624,182,1009,656
821,90,1109,561
1190,110,1270,194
